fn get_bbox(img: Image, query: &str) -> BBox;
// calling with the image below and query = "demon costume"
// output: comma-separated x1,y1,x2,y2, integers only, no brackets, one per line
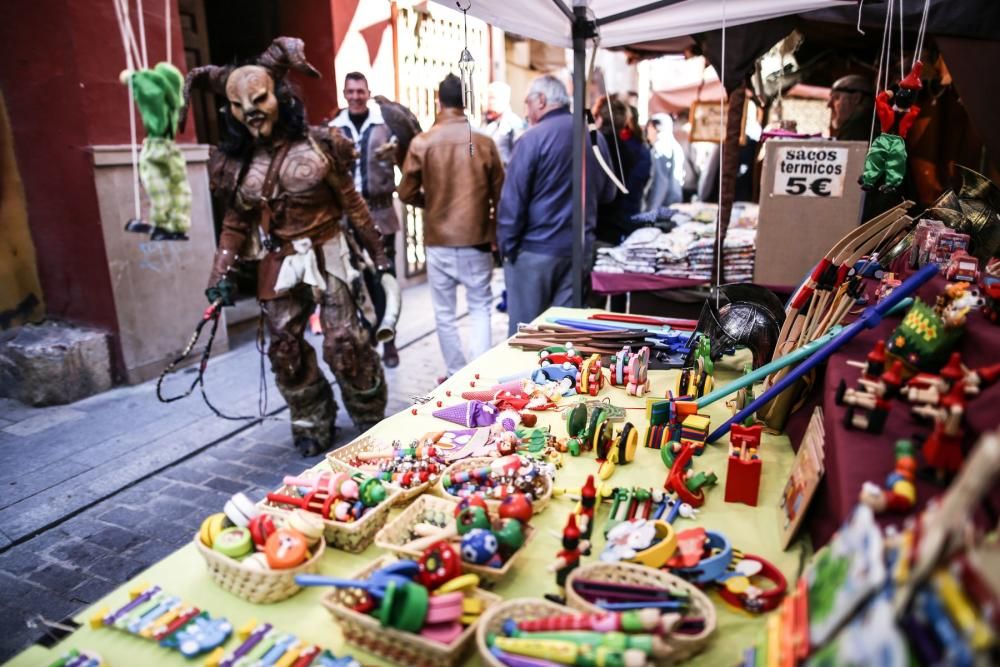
861,62,922,193
181,38,391,456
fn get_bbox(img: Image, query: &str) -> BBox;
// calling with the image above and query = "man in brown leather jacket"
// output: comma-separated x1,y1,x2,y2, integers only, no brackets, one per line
330,72,402,367
398,74,504,380
183,38,391,456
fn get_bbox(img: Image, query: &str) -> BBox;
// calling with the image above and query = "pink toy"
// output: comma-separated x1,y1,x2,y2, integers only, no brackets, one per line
609,346,651,397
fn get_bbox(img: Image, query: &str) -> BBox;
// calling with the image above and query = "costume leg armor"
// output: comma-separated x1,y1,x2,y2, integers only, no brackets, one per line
261,286,337,450
319,276,387,429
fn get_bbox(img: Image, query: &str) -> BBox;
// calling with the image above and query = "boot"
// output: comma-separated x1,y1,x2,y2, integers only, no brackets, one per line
382,340,400,368
124,218,152,234
280,377,337,454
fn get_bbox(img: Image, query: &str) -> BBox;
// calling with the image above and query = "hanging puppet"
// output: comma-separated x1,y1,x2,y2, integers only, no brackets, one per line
860,61,922,193
121,62,193,240
180,37,392,456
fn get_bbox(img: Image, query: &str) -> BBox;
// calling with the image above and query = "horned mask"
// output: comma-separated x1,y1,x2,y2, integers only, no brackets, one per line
179,37,320,135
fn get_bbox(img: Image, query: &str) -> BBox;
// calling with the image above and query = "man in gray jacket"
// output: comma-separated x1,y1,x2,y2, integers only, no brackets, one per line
330,72,402,367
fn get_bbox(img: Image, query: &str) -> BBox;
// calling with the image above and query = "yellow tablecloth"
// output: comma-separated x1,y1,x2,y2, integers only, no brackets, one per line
8,308,808,667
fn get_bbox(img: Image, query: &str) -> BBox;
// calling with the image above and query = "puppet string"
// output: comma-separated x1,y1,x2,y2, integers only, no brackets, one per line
898,0,905,80
868,0,893,147
113,0,143,221
165,0,171,63
913,0,931,63
136,0,149,69
715,0,727,304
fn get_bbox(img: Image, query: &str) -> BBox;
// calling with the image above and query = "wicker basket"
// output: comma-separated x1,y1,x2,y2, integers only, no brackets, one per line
257,460,399,553
193,532,325,604
565,561,716,664
327,435,432,506
475,598,572,667
320,556,502,667
434,457,552,514
374,494,536,586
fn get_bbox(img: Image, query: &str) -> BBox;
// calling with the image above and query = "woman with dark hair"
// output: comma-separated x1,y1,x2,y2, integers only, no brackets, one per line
592,95,651,244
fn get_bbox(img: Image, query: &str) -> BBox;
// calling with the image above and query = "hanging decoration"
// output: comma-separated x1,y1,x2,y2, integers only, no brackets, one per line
359,18,392,67
859,0,929,194
456,0,475,155
114,0,193,241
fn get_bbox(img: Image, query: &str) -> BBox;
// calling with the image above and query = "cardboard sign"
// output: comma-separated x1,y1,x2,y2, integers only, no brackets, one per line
772,146,849,198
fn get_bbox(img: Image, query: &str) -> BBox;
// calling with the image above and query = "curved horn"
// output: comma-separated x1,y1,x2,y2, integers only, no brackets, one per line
256,37,321,81
178,64,230,133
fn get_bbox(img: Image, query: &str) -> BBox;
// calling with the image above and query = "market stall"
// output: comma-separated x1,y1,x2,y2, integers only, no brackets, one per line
12,307,809,667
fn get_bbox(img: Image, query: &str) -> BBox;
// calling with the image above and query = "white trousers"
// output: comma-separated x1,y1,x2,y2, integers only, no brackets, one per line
425,245,494,376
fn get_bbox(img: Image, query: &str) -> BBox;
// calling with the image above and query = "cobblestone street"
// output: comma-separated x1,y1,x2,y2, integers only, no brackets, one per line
0,280,508,660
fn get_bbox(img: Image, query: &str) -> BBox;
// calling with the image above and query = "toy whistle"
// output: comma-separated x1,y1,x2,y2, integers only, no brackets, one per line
491,635,646,667
505,631,671,660
490,646,561,667
512,608,675,635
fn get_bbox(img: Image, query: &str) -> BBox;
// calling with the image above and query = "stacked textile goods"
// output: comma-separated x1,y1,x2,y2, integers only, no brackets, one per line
594,202,759,282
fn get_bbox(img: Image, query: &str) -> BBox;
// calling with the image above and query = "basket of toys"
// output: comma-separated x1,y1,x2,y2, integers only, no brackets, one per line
374,494,536,586
434,455,552,514
476,596,684,667
327,434,443,506
257,461,398,553
565,561,716,663
194,493,326,604
316,556,501,667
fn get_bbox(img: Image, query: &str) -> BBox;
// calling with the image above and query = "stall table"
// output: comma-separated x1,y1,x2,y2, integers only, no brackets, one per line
785,276,1000,547
9,308,808,667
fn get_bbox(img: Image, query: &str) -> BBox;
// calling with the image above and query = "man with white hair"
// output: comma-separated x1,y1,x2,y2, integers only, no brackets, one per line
483,81,525,167
827,74,874,141
498,74,616,335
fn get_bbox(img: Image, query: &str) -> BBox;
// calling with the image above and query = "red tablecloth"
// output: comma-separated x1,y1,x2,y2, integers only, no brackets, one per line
784,275,1000,546
590,272,706,295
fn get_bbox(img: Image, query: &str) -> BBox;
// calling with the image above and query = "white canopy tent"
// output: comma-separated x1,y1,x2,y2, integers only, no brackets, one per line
446,0,854,306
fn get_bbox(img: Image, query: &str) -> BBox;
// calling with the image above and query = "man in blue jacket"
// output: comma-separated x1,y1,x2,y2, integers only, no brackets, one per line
498,75,616,335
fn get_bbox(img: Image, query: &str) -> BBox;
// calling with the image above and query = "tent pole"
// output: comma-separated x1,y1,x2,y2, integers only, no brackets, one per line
571,3,587,308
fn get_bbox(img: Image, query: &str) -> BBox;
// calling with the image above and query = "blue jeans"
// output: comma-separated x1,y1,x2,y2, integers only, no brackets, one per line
425,246,494,376
504,251,573,336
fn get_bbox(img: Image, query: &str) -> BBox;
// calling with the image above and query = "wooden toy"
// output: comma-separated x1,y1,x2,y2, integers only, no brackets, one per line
44,648,105,667
836,360,904,433
89,584,232,658
913,381,967,480
725,424,764,507
608,345,651,396
206,619,360,667
577,475,597,541
716,555,787,613
538,344,583,369
664,444,717,508
549,515,589,594
859,440,917,513
679,414,711,449
575,354,605,396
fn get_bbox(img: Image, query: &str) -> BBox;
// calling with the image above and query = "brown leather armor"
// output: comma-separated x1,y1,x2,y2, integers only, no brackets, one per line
207,127,389,300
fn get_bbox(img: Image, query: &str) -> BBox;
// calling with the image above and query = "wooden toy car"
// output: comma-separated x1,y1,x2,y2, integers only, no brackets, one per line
945,250,980,283
576,354,605,396
538,344,583,369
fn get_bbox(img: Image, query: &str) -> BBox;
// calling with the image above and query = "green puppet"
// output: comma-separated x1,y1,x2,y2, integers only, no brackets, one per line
121,62,192,240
